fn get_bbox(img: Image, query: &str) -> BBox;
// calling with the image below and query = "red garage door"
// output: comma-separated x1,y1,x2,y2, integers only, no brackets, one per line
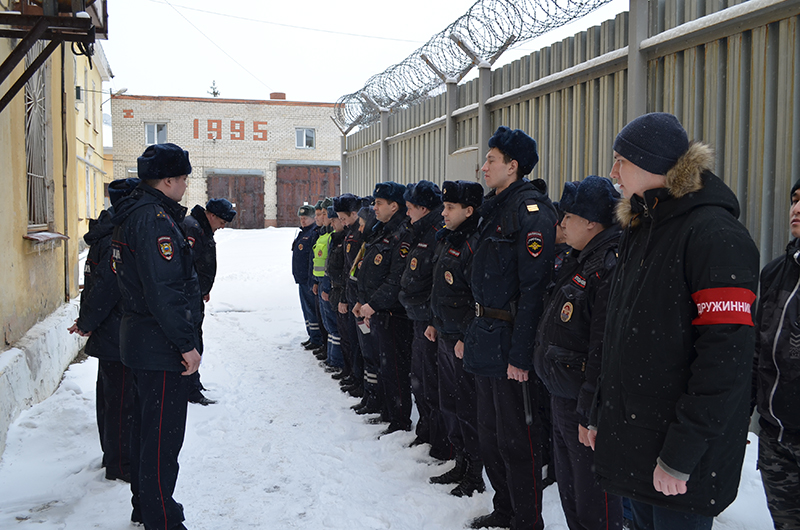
206,174,265,229
276,165,340,227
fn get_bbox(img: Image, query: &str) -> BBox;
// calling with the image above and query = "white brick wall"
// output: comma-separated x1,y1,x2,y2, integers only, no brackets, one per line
109,96,340,224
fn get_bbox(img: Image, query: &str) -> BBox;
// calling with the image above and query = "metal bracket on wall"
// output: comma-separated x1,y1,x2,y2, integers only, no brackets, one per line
0,13,95,114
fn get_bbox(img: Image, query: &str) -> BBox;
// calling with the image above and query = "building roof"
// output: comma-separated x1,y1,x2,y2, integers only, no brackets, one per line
111,94,336,108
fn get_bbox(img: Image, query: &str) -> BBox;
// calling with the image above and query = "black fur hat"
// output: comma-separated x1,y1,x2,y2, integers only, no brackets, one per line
137,143,191,180
404,180,443,209
441,180,484,209
487,126,539,177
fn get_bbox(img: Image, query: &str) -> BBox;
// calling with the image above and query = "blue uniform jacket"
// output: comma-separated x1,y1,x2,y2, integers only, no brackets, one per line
399,205,444,322
111,184,203,372
183,205,217,297
291,223,317,286
464,178,557,378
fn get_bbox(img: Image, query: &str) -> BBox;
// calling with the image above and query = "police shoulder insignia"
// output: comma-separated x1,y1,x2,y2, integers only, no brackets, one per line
374,253,383,265
399,242,410,258
560,301,574,322
572,274,587,289
156,209,168,219
444,271,454,285
525,200,540,213
298,243,303,251
187,236,196,248
158,236,174,261
526,231,543,258
410,257,418,271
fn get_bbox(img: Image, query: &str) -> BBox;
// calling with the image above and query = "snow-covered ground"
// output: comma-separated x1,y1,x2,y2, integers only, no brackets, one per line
0,227,775,529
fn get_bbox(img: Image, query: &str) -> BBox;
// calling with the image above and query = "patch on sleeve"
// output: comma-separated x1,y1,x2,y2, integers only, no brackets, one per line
399,242,411,258
110,257,117,275
691,287,756,326
526,231,543,258
187,236,196,248
158,236,174,261
346,243,351,253
525,199,540,213
410,257,418,271
444,271,454,285
572,274,587,289
374,253,383,265
298,243,303,251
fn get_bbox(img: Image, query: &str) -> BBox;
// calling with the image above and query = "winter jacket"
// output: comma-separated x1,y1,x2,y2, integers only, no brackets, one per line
327,229,347,307
291,223,316,285
399,205,445,321
111,184,203,372
464,178,557,378
533,225,620,424
430,215,480,341
357,211,412,314
343,225,364,306
755,240,800,444
78,209,123,361
593,143,759,516
183,205,217,297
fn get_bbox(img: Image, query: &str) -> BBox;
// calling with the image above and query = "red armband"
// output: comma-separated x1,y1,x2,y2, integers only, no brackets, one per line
691,287,755,326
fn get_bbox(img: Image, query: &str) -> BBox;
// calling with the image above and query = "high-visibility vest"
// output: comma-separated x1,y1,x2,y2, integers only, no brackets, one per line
312,231,331,277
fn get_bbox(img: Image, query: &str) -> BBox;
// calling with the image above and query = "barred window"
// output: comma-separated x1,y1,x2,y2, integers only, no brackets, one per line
26,41,49,230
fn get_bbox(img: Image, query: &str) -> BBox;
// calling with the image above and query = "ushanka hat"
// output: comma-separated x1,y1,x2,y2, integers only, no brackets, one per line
297,204,315,217
613,112,689,175
108,177,140,207
566,176,620,226
333,193,361,213
404,180,443,210
487,126,539,177
441,180,483,209
137,143,191,180
373,181,407,212
206,198,237,222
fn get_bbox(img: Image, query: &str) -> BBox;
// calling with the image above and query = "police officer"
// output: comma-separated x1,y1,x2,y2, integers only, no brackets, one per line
316,204,345,370
111,143,202,530
399,181,450,459
355,182,415,435
533,176,623,530
292,204,322,350
464,127,557,530
68,177,139,483
182,198,236,406
427,180,486,497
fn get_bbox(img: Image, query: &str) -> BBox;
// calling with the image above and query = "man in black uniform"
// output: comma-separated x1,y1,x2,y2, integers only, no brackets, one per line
533,176,623,530
69,177,139,483
182,198,236,405
427,180,486,497
292,205,322,350
399,180,449,458
355,182,414,435
464,127,557,530
112,143,202,530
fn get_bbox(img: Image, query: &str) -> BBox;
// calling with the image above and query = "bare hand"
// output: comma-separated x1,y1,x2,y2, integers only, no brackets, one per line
321,291,329,302
424,325,437,342
338,302,349,314
586,428,597,450
653,464,687,496
507,364,528,382
352,302,362,318
312,284,318,296
361,303,375,320
579,425,592,448
203,294,210,302
454,340,465,359
67,322,90,337
181,348,202,375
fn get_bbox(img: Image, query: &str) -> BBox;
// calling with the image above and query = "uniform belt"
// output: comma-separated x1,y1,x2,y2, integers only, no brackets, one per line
475,303,513,322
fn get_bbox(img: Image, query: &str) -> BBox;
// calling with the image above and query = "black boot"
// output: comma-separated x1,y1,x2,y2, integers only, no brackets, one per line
450,458,486,497
429,450,466,485
469,511,511,529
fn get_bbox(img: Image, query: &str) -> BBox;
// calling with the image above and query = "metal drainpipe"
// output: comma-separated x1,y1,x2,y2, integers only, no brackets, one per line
61,43,70,302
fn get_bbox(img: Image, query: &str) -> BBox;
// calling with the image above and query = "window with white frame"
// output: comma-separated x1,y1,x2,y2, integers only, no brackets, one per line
295,128,315,149
145,122,168,145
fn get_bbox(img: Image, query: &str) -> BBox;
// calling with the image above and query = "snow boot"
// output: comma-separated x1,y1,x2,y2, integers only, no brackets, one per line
429,450,466,485
469,511,511,529
450,458,485,497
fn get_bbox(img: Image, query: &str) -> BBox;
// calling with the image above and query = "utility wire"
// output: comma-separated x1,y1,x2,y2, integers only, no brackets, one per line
162,0,274,92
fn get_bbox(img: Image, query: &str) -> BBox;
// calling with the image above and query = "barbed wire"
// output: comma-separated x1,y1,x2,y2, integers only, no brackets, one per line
334,0,614,131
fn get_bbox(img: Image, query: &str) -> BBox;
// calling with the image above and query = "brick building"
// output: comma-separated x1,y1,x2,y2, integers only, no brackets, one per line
110,93,341,228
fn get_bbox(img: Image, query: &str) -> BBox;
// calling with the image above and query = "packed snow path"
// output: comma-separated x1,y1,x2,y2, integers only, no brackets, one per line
0,228,774,529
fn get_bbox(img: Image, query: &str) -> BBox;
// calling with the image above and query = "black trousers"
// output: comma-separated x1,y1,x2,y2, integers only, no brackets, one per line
356,317,380,406
475,375,544,530
371,312,414,428
551,395,623,530
130,369,189,530
438,336,480,461
410,320,452,458
96,359,134,480
337,308,362,379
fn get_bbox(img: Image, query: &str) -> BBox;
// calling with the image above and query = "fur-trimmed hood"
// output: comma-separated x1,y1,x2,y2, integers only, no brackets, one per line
616,142,728,227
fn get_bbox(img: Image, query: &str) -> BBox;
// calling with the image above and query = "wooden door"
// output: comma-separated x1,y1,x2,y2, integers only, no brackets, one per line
206,174,265,229
276,165,340,227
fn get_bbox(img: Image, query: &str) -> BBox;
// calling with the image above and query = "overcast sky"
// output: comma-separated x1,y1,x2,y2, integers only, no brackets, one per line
100,0,628,104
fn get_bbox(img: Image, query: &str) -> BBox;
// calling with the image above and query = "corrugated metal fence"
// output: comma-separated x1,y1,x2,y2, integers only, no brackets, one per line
342,0,800,264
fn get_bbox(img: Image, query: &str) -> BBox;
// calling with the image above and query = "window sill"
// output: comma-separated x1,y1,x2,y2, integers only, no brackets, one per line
23,231,69,254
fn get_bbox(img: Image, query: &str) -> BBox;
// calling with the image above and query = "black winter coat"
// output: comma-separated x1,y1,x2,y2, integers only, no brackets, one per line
399,206,444,321
357,212,412,314
343,225,364,306
183,205,217,297
78,210,123,361
533,225,620,424
111,184,203,372
593,143,759,516
291,223,316,286
327,229,347,307
464,178,557,378
755,240,800,444
430,215,480,341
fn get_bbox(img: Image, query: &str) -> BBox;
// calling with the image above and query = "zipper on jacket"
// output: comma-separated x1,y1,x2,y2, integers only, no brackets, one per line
768,249,800,442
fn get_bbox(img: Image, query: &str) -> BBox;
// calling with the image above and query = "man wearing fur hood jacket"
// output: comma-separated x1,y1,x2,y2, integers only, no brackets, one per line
587,113,759,530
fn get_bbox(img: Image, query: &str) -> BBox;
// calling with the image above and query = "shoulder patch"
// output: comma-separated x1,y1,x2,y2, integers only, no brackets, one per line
187,236,196,248
158,236,174,261
526,231,543,258
399,242,411,258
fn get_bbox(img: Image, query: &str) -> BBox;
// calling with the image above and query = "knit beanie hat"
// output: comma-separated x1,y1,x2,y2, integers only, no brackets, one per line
441,180,484,209
566,176,620,226
487,126,539,177
613,113,689,175
404,180,443,210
